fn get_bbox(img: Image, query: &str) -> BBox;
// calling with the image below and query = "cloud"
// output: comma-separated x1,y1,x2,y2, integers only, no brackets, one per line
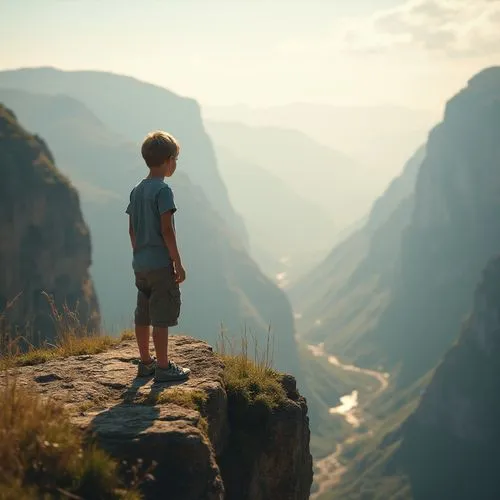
339,0,500,57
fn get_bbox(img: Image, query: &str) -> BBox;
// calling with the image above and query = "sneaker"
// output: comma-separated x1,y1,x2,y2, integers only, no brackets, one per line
137,359,156,378
154,361,191,382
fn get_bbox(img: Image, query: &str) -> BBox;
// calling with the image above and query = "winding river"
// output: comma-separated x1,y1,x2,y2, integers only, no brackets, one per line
307,343,389,499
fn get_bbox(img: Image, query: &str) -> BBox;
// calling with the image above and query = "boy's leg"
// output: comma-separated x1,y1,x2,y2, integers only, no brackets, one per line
134,272,154,365
153,323,190,382
135,325,153,364
149,267,189,380
152,327,169,369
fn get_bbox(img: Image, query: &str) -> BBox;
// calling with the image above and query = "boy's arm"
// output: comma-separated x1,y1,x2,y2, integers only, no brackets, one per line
161,211,185,283
128,215,136,250
126,189,135,250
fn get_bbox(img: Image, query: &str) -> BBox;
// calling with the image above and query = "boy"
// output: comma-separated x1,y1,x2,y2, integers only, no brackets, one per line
126,130,190,382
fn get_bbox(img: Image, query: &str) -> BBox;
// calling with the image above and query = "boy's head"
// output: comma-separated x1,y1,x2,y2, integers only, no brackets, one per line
141,130,180,178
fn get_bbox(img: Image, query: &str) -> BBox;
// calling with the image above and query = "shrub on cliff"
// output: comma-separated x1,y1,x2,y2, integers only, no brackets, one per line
217,329,287,427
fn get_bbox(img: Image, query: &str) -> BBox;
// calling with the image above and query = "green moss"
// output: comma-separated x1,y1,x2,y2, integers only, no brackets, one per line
197,416,209,437
140,388,210,439
151,388,208,411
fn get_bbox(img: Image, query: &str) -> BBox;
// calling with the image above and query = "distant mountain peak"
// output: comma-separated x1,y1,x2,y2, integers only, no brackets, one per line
468,65,500,88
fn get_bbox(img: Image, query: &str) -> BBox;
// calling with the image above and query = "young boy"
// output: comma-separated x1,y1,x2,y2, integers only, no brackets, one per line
126,130,190,382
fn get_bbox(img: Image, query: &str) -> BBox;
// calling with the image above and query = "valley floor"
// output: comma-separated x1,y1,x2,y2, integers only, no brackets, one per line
298,341,389,499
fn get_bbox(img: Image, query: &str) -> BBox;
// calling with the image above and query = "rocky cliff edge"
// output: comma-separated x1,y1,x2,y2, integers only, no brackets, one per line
8,336,313,500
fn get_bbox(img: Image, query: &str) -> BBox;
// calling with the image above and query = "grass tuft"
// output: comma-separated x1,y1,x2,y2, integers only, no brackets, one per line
1,335,117,370
0,381,140,499
197,416,209,437
222,354,287,411
0,297,148,497
120,331,135,341
216,326,287,414
0,293,120,371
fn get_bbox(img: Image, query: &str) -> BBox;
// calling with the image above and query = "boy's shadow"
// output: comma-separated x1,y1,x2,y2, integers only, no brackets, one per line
89,375,189,441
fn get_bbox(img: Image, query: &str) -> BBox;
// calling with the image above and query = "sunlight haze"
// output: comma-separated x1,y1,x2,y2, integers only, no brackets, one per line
2,0,499,111
2,2,500,498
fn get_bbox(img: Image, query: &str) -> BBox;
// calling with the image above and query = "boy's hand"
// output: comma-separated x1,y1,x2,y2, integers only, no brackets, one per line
174,263,186,284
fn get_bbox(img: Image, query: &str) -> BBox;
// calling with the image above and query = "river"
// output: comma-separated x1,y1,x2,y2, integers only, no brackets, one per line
307,343,389,499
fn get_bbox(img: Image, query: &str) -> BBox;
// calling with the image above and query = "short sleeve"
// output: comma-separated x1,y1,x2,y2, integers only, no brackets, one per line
125,189,134,215
158,186,177,215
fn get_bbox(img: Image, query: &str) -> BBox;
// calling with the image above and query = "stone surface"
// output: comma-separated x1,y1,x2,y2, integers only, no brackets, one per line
6,336,313,500
220,390,313,500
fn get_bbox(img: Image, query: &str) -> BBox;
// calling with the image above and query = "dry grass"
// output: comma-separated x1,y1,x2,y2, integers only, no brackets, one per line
0,381,141,499
120,330,135,341
2,335,117,370
0,297,139,371
0,298,150,497
216,327,287,411
0,293,23,357
197,416,210,437
216,324,275,371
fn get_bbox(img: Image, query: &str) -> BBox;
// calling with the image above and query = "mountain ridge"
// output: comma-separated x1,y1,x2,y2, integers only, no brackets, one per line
294,66,500,388
0,66,248,246
305,65,500,499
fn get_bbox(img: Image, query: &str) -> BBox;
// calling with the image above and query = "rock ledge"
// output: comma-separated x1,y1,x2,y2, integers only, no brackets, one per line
8,336,312,500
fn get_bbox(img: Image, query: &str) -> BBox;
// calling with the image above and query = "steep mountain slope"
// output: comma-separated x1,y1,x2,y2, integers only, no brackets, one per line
214,145,335,283
0,89,299,375
291,145,424,343
354,66,500,386
397,255,500,500
295,67,500,389
335,254,500,500
0,67,247,245
0,104,99,343
207,120,368,231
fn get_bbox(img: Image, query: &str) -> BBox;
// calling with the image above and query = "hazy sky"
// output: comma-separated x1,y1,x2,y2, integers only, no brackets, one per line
1,0,499,112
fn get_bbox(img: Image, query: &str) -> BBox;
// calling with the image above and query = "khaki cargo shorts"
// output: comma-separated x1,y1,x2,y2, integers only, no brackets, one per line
134,266,181,328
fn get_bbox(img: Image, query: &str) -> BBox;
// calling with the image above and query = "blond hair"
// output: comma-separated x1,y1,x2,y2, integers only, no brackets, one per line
141,131,180,168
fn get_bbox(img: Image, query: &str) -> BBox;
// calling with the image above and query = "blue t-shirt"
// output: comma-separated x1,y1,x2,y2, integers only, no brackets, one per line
126,178,176,272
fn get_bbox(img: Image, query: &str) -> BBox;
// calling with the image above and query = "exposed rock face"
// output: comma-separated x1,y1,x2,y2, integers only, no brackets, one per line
0,105,99,343
395,255,500,500
373,66,500,385
8,337,313,500
221,373,313,500
327,265,500,500
296,66,500,389
319,67,500,499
